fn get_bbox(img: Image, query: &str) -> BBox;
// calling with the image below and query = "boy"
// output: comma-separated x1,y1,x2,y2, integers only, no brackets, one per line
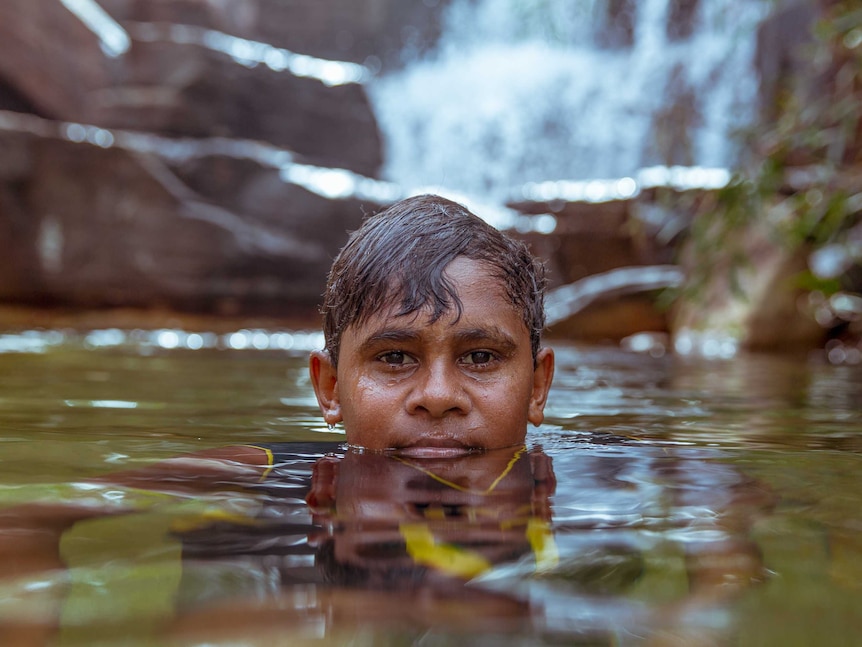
309,193,555,455
0,195,559,639
0,192,557,516
4,194,554,487
100,192,555,480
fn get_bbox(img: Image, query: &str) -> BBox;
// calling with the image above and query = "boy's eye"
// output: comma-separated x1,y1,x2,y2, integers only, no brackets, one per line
377,351,417,366
461,350,495,366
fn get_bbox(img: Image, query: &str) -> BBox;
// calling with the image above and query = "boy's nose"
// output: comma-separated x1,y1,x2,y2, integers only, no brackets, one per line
405,361,470,418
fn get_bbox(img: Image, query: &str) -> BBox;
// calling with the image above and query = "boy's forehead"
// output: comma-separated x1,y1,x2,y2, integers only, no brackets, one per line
348,303,459,340
345,294,526,347
336,256,527,349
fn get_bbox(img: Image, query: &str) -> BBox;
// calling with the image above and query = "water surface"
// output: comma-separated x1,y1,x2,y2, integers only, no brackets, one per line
0,336,860,645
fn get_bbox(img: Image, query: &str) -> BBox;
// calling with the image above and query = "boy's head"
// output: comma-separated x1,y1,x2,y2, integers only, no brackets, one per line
310,194,555,453
320,194,547,366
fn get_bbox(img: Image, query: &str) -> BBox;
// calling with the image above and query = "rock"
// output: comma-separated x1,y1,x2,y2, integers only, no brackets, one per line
671,219,826,352
0,118,379,314
755,1,818,123
510,195,679,340
0,0,114,120
0,0,383,176
90,38,382,176
0,0,392,317
98,0,449,70
546,296,671,343
510,198,664,287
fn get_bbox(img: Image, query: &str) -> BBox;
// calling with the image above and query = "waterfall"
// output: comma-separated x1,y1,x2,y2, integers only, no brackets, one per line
369,0,770,203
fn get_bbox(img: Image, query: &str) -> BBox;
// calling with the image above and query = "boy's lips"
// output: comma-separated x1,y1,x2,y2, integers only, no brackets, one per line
394,436,477,458
396,446,474,458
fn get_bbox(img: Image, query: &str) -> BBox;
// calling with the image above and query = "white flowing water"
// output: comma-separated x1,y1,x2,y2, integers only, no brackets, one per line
370,0,770,202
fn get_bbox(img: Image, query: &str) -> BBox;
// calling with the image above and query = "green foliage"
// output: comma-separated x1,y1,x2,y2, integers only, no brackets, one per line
794,270,842,296
681,1,862,307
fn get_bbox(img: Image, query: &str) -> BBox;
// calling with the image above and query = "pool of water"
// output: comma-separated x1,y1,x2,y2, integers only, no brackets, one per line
0,333,860,645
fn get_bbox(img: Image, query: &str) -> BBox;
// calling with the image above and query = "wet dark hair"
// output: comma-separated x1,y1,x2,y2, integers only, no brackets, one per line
321,194,547,366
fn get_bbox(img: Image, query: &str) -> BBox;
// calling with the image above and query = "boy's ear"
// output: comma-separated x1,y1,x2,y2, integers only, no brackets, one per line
309,350,343,425
528,346,555,427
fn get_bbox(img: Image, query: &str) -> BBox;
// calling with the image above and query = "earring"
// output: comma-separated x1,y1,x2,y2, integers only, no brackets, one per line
327,422,336,431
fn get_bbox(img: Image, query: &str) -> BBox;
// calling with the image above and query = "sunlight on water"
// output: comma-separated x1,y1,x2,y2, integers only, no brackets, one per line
673,328,740,359
64,400,139,409
0,328,325,354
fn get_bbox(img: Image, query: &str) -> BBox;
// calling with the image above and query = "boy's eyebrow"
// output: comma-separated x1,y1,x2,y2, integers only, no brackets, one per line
355,327,422,354
356,325,519,354
453,327,518,353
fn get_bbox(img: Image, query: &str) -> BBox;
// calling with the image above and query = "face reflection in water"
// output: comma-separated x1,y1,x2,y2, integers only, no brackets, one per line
306,445,558,594
169,439,772,642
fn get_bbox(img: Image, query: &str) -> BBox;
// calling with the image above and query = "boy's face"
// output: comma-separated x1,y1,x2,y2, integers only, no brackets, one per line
310,257,554,454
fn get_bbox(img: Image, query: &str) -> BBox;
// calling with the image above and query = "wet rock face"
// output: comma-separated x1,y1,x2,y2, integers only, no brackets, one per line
755,1,818,123
0,0,384,176
98,0,448,70
0,0,114,121
0,119,375,314
671,220,826,352
90,38,382,176
0,0,401,316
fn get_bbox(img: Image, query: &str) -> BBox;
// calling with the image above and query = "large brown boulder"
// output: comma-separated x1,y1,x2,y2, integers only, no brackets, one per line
98,0,448,70
90,38,382,176
0,0,114,120
0,0,383,175
510,194,681,341
0,0,393,317
0,115,379,314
